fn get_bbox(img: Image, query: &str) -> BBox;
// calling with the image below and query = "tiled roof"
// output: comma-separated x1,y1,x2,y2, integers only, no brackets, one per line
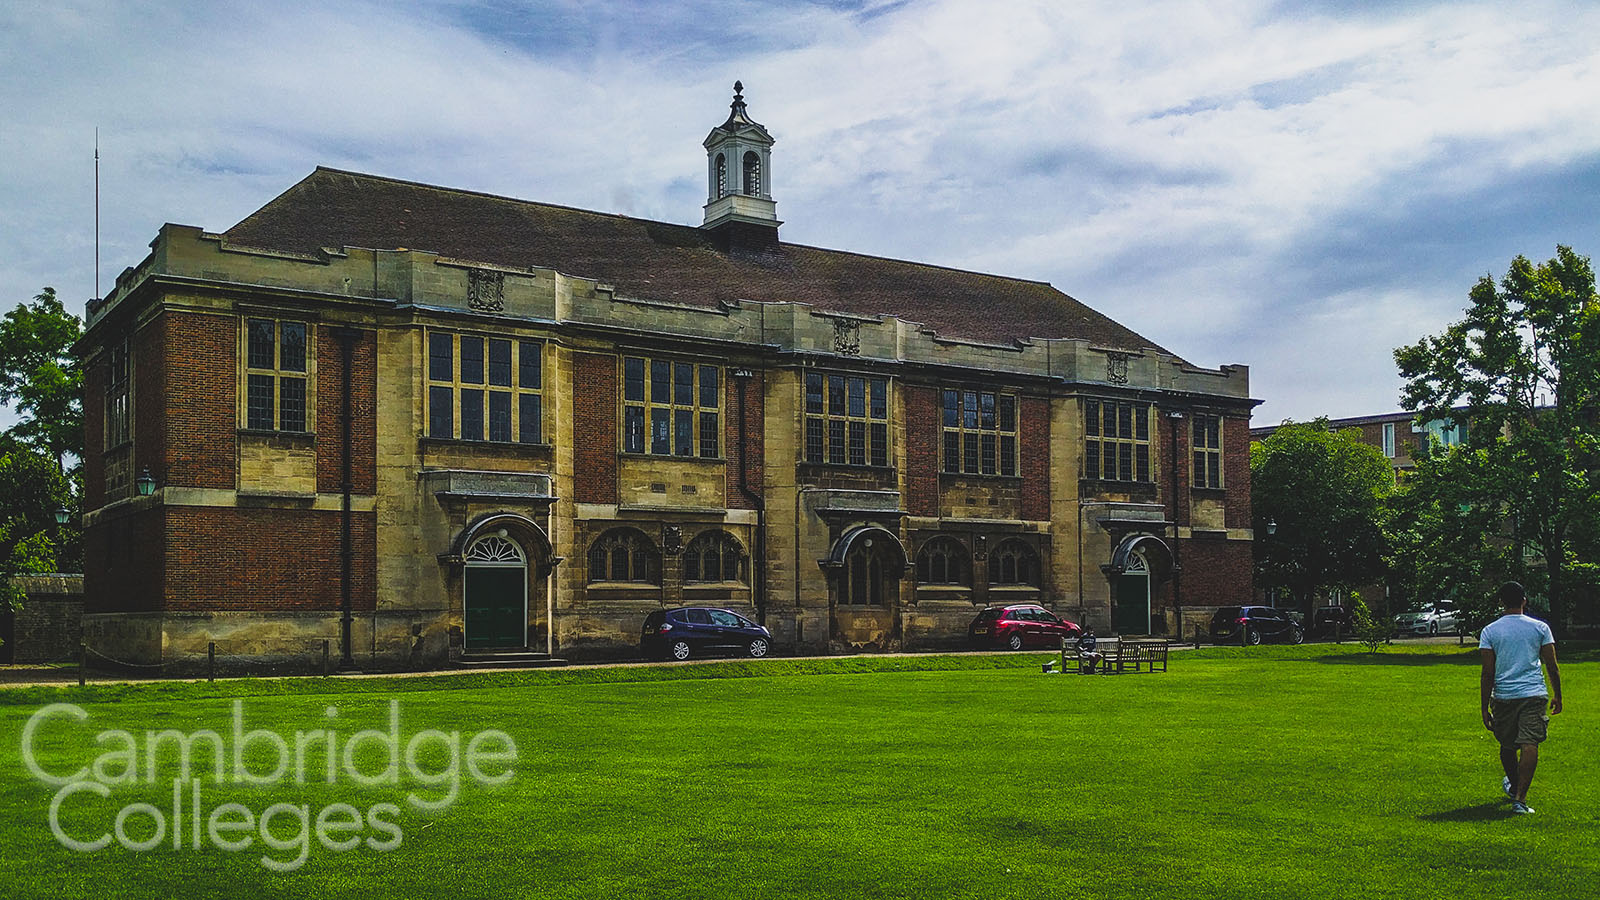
223,167,1169,352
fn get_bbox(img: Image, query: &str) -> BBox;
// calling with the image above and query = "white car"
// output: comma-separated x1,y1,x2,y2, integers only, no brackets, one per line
1394,602,1461,635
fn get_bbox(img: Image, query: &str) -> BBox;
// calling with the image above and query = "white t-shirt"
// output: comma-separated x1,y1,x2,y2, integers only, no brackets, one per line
1479,613,1555,700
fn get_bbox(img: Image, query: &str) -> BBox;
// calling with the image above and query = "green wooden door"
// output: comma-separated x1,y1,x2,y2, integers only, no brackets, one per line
465,567,525,649
1113,574,1149,635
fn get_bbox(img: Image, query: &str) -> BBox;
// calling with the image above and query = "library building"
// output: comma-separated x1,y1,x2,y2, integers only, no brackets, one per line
79,85,1257,669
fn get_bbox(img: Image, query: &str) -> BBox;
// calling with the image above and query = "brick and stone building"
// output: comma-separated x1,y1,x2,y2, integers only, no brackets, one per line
79,85,1258,669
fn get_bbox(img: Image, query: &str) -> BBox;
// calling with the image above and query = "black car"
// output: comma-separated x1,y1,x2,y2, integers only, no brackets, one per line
1209,606,1304,645
1310,605,1355,637
642,607,772,661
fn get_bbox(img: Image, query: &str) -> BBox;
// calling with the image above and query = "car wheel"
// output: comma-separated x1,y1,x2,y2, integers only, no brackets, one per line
747,637,770,658
669,640,691,661
1007,633,1024,651
1429,622,1438,635
1246,628,1263,646
1289,627,1305,645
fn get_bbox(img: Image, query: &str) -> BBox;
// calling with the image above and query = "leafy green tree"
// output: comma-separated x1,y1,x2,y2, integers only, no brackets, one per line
0,287,84,473
1252,420,1396,622
1395,247,1600,633
0,448,73,619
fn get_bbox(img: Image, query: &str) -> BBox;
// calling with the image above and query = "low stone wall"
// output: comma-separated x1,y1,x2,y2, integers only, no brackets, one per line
8,575,85,663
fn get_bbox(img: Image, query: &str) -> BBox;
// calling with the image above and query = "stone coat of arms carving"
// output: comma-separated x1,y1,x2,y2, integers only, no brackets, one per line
468,268,505,313
833,319,861,356
1106,352,1130,385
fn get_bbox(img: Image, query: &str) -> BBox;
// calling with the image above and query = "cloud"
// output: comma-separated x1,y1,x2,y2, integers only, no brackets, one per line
2,0,1598,429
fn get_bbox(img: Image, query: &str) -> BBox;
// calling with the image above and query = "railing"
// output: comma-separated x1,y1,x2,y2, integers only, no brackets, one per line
75,638,342,684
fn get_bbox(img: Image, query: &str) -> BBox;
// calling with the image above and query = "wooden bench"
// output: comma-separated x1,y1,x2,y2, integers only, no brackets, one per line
1111,638,1169,674
1059,637,1170,674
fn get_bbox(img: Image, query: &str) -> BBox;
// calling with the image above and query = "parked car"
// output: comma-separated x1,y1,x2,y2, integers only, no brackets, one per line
968,605,1083,651
1311,605,1355,637
1209,606,1304,645
641,607,772,661
1395,601,1461,636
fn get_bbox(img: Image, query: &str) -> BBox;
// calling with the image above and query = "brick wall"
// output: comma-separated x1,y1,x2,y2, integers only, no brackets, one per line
83,355,106,508
316,327,378,495
1166,414,1191,527
164,507,376,612
1020,397,1051,521
1223,416,1252,528
133,315,169,488
1179,536,1253,608
83,507,167,614
727,372,765,510
161,311,235,489
903,385,940,516
9,576,84,663
573,352,617,504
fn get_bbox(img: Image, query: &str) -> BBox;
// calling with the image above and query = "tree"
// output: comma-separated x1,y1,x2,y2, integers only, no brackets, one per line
1252,420,1396,622
0,287,84,474
0,447,73,618
1395,247,1600,634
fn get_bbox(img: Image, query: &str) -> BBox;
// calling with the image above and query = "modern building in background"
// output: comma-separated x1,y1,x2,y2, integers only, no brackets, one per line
78,86,1258,669
1250,410,1467,478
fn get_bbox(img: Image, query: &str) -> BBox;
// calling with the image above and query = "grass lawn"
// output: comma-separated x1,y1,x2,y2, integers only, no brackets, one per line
0,644,1594,899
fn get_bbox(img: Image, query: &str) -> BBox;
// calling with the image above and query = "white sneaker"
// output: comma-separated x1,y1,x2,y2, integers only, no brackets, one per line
1503,777,1514,800
1512,801,1535,815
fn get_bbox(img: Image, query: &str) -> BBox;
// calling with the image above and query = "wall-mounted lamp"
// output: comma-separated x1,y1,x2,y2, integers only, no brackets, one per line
54,506,72,526
1266,518,1278,536
663,524,683,555
135,467,156,497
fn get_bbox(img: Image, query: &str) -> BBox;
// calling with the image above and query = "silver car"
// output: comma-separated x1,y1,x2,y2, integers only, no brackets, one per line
1395,602,1460,635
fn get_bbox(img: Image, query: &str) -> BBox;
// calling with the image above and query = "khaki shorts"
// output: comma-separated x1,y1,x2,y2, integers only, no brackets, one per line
1491,696,1550,746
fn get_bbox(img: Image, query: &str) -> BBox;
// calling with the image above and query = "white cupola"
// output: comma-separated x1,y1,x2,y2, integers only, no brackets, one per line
701,81,780,248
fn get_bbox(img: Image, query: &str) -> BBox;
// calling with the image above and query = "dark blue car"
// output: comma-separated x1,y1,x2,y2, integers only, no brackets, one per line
642,607,772,661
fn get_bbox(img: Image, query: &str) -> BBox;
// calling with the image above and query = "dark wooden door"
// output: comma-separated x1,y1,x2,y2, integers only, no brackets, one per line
465,567,525,649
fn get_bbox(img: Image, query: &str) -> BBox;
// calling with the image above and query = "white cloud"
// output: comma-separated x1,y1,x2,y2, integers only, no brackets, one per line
2,0,1599,428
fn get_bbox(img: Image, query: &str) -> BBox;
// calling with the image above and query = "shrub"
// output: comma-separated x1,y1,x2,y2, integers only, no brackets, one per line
1350,591,1391,652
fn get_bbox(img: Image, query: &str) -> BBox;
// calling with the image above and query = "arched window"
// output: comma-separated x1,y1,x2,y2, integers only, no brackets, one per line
988,539,1041,587
742,151,761,196
466,535,524,564
916,536,970,586
714,153,727,198
843,538,896,606
684,530,747,584
586,527,661,584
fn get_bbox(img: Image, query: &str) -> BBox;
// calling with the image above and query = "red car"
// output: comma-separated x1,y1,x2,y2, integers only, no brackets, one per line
968,605,1082,651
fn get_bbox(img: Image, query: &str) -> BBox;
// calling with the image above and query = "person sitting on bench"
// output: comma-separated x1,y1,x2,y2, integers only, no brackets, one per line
1076,629,1104,674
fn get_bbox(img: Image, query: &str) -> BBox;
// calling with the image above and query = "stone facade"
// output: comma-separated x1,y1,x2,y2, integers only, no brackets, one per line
77,94,1258,671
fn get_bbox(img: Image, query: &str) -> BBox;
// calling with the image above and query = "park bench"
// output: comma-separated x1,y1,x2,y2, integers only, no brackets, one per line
1059,636,1171,674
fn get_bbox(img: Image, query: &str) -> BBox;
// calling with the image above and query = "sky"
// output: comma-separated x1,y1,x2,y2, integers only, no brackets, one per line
2,0,1598,426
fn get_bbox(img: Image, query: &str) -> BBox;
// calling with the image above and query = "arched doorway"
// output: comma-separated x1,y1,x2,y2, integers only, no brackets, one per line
1113,550,1151,635
821,525,908,649
464,534,527,650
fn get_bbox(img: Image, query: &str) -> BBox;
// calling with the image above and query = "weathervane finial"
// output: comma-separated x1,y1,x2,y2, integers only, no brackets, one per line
733,80,743,98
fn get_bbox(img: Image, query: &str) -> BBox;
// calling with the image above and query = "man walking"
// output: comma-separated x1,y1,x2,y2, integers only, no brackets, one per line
1479,581,1563,815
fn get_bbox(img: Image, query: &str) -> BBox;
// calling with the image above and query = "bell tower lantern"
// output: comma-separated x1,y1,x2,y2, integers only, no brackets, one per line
702,81,780,249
